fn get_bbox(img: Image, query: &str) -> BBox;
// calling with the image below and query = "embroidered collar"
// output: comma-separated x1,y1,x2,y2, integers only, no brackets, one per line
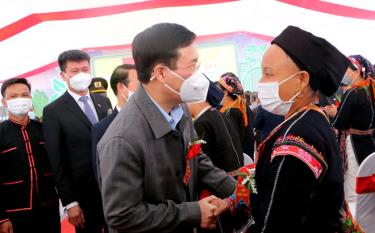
256,104,328,163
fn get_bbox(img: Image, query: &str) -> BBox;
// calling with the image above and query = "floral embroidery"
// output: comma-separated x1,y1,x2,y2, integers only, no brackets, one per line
271,135,328,180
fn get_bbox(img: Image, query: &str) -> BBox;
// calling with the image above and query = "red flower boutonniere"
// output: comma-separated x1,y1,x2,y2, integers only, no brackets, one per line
186,139,206,160
183,139,206,185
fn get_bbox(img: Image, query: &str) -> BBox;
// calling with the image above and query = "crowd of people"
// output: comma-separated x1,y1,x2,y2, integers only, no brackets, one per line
0,22,374,233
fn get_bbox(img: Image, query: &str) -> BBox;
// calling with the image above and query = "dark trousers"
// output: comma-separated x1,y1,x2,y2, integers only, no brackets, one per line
75,185,108,233
8,201,60,233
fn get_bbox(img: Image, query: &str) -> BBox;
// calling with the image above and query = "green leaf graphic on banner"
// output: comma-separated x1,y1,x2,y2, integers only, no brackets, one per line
53,79,66,92
239,44,267,91
49,78,66,103
32,90,49,118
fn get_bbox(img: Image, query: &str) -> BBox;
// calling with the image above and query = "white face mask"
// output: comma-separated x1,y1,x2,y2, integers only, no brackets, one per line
341,73,359,87
258,72,302,116
341,74,353,86
250,103,259,110
6,98,33,117
120,84,134,102
162,67,209,103
66,72,92,92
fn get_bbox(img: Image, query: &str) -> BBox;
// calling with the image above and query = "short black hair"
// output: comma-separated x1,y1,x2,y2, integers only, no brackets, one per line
110,64,136,96
132,23,196,84
1,78,31,97
58,49,90,72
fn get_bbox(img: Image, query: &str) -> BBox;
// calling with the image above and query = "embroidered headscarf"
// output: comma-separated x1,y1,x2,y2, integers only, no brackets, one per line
219,73,244,95
348,55,375,79
218,72,248,126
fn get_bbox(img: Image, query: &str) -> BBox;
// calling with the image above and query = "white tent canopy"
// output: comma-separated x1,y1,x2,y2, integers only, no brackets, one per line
1,0,375,81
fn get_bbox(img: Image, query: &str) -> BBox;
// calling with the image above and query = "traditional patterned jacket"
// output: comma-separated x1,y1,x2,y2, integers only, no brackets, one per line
0,119,58,223
250,106,344,233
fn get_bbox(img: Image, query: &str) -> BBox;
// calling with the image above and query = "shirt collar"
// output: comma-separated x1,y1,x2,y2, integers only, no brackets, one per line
68,89,91,103
146,93,184,130
9,117,30,128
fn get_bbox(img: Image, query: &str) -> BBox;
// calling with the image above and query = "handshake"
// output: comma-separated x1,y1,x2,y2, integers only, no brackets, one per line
198,195,230,229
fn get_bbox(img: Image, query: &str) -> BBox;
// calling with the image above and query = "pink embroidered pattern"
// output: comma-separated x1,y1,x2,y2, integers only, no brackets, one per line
271,135,327,179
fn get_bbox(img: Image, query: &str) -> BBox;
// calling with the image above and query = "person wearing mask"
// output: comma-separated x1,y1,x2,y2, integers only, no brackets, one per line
97,23,235,233
91,64,139,180
188,81,244,233
332,55,375,203
322,62,358,119
43,50,112,233
247,26,352,232
218,73,255,159
333,55,375,165
0,78,60,233
188,81,243,172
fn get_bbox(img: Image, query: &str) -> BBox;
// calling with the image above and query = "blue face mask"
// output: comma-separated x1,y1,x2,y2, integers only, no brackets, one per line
206,81,224,108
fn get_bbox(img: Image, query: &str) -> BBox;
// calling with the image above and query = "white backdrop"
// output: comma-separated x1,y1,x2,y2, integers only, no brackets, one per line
0,0,375,81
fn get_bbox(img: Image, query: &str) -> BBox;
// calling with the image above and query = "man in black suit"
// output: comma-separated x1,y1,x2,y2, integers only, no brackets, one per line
43,50,112,233
91,64,138,180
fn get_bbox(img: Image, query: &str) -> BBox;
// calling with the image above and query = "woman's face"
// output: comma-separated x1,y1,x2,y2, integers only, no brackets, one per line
260,44,306,102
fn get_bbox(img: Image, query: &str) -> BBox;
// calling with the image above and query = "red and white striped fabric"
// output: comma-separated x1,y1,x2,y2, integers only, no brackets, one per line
356,152,375,233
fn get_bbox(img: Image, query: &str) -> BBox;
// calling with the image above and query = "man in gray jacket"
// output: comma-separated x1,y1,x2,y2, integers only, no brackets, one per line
97,23,236,233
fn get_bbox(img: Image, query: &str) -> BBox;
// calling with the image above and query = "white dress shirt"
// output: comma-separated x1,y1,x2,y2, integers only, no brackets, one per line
68,89,99,122
64,90,99,210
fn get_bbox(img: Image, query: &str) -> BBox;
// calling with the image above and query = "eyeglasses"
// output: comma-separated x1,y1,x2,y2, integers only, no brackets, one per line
175,62,201,72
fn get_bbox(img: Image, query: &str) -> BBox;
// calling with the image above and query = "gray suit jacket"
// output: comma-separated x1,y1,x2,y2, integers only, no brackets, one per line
97,86,236,233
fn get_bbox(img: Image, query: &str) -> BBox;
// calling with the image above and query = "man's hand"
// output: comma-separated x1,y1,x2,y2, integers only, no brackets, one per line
210,198,230,216
324,104,337,117
68,205,85,229
0,220,13,233
199,195,218,229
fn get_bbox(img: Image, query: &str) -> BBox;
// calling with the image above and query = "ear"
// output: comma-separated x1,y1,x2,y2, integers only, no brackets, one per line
152,64,167,83
60,72,68,82
117,82,126,94
1,98,7,107
299,71,310,90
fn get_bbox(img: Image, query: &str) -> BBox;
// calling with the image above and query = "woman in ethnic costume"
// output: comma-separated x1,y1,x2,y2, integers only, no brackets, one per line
218,73,255,159
246,26,352,233
331,55,375,203
334,54,375,165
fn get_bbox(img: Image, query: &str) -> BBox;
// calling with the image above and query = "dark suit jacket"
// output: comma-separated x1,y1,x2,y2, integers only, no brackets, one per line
42,91,112,206
97,86,236,233
91,107,119,180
